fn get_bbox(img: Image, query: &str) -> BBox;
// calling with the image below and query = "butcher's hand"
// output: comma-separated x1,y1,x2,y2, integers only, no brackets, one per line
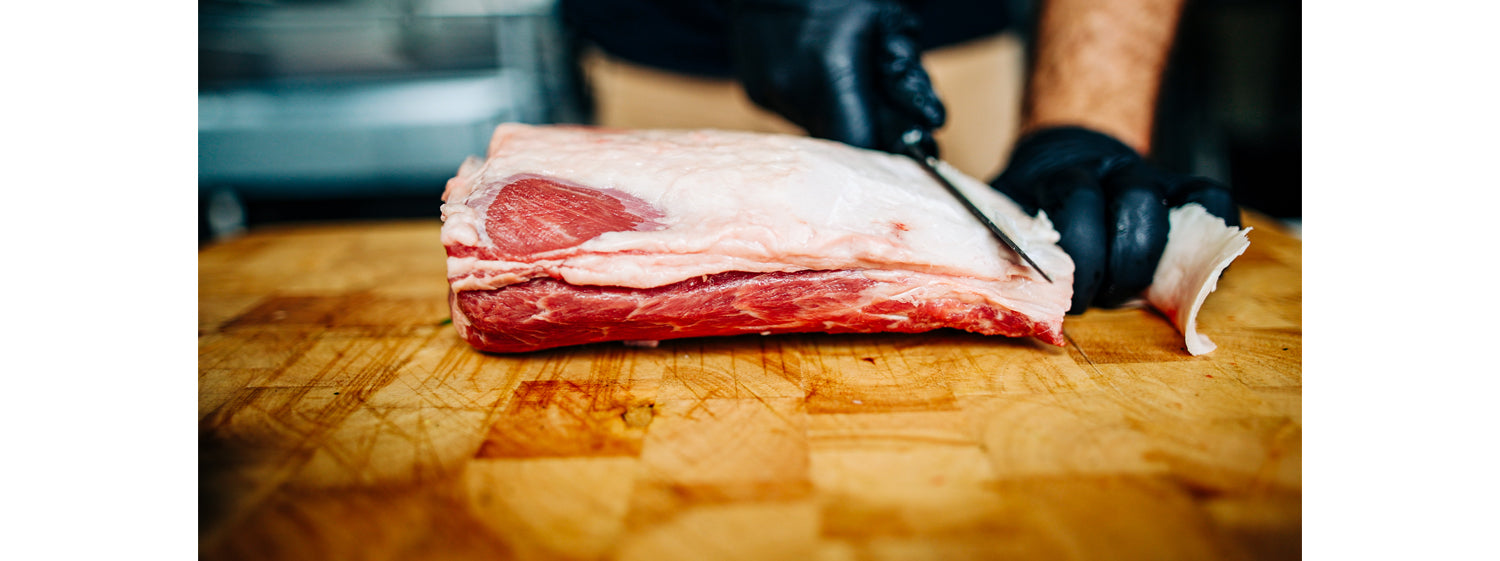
728,0,945,156
992,126,1241,314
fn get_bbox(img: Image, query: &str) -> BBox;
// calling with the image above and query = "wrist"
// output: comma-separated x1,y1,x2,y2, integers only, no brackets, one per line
1020,117,1151,156
1020,0,1186,156
1001,126,1142,186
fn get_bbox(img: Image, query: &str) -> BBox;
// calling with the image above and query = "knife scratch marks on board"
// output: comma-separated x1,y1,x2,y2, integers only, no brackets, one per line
475,380,649,458
1065,332,1103,379
410,409,451,482
322,407,395,482
429,341,476,406
883,340,923,386
736,373,796,429
954,350,997,395
588,346,629,388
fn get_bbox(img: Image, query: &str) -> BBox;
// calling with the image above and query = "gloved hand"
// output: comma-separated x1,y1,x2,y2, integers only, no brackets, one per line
727,0,945,156
992,126,1241,313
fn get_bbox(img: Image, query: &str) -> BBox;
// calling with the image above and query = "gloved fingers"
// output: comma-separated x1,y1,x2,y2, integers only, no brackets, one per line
729,0,886,150
999,127,1141,189
820,70,879,149
880,123,939,159
870,42,940,156
989,171,1038,216
873,4,945,130
1094,162,1170,308
1166,176,1241,228
728,10,814,129
807,6,882,149
1036,167,1108,315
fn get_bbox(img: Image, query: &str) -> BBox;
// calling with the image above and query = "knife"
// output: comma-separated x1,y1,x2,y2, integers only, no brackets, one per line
898,129,1054,283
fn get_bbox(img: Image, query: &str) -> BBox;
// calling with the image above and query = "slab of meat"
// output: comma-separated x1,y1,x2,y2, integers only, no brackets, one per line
441,124,1075,353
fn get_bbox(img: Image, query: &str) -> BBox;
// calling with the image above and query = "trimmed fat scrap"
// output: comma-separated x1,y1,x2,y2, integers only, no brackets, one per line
1145,204,1253,356
441,124,1076,352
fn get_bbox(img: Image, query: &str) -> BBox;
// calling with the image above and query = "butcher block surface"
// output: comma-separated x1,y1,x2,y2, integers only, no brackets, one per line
198,213,1301,561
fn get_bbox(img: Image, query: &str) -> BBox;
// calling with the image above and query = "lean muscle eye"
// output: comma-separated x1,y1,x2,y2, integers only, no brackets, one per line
484,175,664,256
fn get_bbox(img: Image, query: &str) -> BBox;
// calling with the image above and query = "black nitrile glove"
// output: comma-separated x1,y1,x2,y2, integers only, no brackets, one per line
728,0,945,156
992,126,1241,314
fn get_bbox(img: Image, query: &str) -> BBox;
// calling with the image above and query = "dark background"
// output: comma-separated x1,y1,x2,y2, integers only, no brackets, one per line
198,0,1300,242
1154,0,1300,221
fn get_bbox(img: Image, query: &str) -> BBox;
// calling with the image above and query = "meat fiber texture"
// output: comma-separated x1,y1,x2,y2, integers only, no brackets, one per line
440,124,1076,353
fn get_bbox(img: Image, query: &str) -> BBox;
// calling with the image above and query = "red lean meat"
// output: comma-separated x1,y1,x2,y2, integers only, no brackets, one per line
441,124,1075,353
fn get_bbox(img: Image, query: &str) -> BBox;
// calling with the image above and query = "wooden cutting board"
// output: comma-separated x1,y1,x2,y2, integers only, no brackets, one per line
198,213,1301,561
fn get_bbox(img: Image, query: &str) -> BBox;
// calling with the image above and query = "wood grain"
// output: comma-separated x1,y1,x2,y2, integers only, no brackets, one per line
199,216,1301,560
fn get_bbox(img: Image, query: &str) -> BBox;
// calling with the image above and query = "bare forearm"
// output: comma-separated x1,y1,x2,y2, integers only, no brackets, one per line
1022,0,1186,154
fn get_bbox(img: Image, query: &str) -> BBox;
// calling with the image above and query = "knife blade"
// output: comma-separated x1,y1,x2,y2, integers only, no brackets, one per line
898,129,1054,283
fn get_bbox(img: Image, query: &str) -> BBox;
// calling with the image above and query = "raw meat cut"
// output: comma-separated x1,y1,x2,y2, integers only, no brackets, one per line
441,124,1075,352
1146,204,1253,356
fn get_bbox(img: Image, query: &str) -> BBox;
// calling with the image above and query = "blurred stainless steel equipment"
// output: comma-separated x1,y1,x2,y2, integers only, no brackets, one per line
199,0,582,238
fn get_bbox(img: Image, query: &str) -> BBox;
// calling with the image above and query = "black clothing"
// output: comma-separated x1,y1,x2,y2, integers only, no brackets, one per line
559,0,1016,78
